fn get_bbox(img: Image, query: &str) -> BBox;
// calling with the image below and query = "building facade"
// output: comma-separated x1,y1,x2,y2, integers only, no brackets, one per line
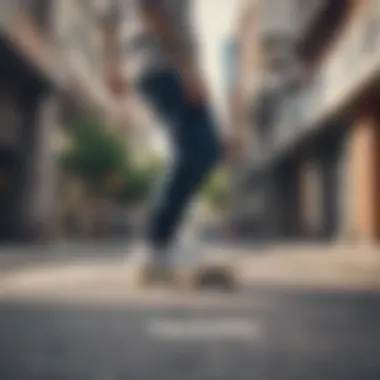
228,0,268,239
0,0,130,242
235,0,380,244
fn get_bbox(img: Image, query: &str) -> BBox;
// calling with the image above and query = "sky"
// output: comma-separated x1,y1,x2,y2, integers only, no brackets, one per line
194,0,241,116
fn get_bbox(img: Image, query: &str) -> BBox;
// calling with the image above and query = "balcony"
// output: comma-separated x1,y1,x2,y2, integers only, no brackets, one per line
54,0,112,113
20,0,52,34
0,0,60,85
262,0,380,161
303,0,380,126
0,1,18,30
257,0,328,42
257,0,298,42
258,0,348,64
298,0,350,62
296,0,328,36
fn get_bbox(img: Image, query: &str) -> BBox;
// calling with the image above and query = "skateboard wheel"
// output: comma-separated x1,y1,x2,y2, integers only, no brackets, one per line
192,266,236,292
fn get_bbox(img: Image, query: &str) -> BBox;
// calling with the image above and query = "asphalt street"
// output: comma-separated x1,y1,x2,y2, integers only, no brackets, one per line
1,285,380,380
1,245,380,380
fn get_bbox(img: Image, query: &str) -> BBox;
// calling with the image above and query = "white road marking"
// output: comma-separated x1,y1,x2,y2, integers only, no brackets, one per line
146,317,264,342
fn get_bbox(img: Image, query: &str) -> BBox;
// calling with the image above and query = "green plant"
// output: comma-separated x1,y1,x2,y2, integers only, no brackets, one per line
202,168,229,212
60,118,129,196
116,154,164,206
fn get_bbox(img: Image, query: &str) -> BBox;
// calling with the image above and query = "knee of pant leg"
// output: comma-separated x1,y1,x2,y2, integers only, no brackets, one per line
182,134,222,173
203,139,222,169
188,144,220,178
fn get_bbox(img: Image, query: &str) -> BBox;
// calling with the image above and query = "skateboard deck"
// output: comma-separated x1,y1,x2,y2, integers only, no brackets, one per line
133,253,239,292
185,262,237,291
127,242,239,292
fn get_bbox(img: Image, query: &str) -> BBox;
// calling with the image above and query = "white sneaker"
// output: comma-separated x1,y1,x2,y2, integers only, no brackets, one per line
171,239,203,271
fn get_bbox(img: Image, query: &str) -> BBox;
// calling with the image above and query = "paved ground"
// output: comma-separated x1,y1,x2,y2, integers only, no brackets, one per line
0,244,380,380
1,287,380,379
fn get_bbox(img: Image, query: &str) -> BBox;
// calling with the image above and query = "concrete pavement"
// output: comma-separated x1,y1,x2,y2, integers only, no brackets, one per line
1,242,380,291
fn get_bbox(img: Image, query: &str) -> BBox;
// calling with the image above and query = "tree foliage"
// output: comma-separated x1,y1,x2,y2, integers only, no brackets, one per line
60,118,164,205
60,117,227,211
116,154,164,206
60,118,129,196
202,168,229,211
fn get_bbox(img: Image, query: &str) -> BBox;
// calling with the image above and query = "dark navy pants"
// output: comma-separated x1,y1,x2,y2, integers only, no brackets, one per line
139,69,222,252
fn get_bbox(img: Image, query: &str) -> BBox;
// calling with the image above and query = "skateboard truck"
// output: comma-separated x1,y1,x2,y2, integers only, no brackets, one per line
192,265,237,292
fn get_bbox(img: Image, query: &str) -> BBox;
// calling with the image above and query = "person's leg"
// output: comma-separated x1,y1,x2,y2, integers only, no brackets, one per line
139,70,222,268
148,104,222,256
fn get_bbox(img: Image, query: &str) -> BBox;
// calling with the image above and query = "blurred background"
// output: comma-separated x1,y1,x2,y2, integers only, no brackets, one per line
1,1,380,379
228,0,380,245
0,0,234,245
0,0,379,246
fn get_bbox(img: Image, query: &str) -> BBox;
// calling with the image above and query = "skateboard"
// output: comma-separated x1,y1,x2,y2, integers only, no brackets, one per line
136,256,238,292
189,262,237,291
